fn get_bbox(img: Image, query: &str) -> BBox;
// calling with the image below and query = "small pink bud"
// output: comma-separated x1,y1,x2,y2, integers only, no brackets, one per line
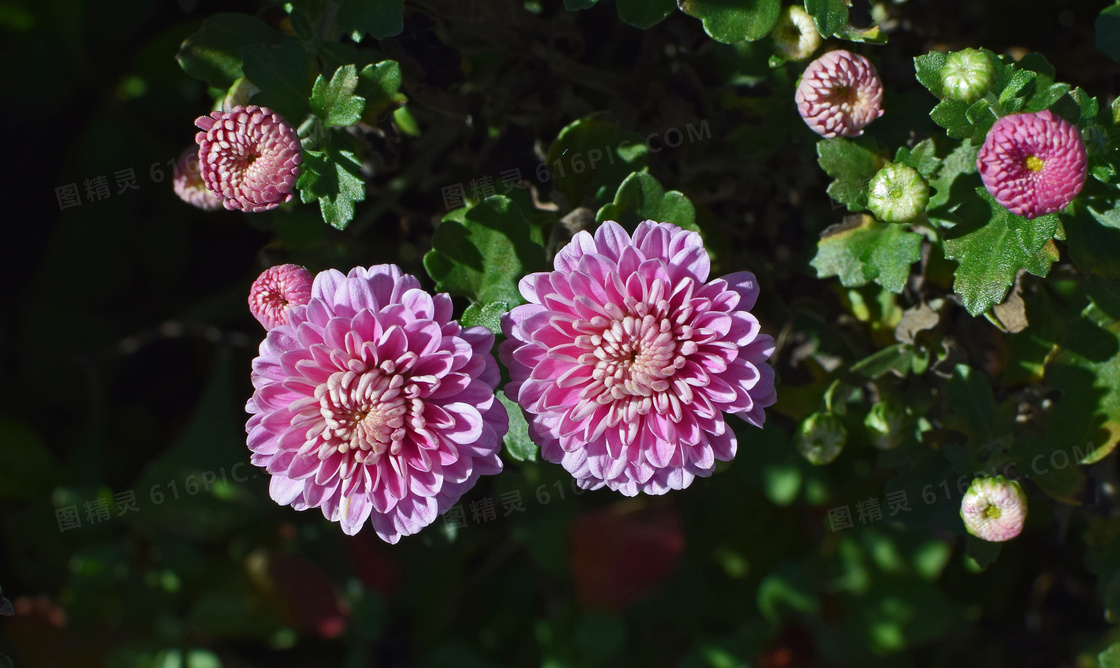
248,264,313,330
960,476,1027,542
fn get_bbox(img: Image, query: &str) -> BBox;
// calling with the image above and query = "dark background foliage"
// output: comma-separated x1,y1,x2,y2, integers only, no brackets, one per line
4,0,1120,666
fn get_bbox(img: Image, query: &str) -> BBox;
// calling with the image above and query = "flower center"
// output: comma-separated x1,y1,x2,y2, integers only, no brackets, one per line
317,370,407,464
983,503,1002,520
890,188,903,200
1025,155,1045,172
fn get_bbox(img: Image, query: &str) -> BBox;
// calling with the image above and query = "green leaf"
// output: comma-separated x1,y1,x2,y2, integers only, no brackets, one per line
176,13,283,89
810,215,923,294
942,189,1060,316
1101,642,1120,668
617,0,676,29
296,147,367,230
544,116,648,208
497,391,537,462
894,138,940,179
460,301,510,335
914,52,948,98
816,138,882,212
1066,202,1120,280
927,141,978,211
1099,4,1120,64
242,36,314,124
424,196,548,305
678,0,782,44
337,0,404,40
803,0,848,37
356,60,408,121
310,64,365,127
596,172,700,233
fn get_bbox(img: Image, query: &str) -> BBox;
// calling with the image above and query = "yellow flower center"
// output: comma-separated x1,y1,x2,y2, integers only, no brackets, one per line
983,504,1002,520
1025,155,1044,172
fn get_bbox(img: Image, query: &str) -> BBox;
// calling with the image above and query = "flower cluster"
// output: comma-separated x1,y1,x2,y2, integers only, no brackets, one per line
500,221,776,495
245,264,508,543
977,109,1087,219
195,105,302,212
795,50,884,138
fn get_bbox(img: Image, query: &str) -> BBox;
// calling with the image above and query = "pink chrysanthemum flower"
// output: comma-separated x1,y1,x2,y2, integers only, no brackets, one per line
977,110,1087,219
195,105,302,213
246,265,508,543
795,49,884,138
172,146,223,211
500,221,777,495
248,264,314,330
960,476,1027,542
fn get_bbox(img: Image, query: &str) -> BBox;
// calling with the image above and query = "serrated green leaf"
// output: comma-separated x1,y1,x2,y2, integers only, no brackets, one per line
617,0,676,29
914,52,948,98
810,215,923,293
296,148,366,229
816,138,882,211
424,197,548,305
242,36,314,124
544,116,648,208
803,0,848,37
942,189,1060,316
311,64,365,127
929,99,977,141
679,0,782,44
460,301,510,335
497,391,537,462
596,172,700,233
998,69,1036,106
356,60,408,121
337,0,404,40
894,138,940,179
176,13,283,89
927,141,978,211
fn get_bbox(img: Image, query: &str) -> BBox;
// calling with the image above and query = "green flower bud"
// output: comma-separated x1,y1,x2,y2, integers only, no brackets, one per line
795,412,847,465
772,6,822,62
864,401,908,450
867,163,930,223
940,48,995,103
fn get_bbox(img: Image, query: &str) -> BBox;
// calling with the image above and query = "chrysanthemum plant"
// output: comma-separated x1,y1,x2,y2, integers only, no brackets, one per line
173,0,1120,601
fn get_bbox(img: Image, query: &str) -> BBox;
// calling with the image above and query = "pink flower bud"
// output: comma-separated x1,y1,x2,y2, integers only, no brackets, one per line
248,264,313,330
195,105,302,213
977,110,1087,219
796,50,884,138
960,476,1027,542
172,146,224,211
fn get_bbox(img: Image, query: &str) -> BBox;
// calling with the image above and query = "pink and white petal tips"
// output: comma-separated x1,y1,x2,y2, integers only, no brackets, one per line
499,221,777,496
245,264,509,543
172,146,224,211
960,476,1027,542
195,105,302,213
248,264,313,330
977,110,1087,219
795,49,884,138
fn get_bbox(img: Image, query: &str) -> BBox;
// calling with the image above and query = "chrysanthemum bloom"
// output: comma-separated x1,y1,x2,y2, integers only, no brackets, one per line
172,146,223,211
977,110,1087,219
772,6,821,62
794,412,846,465
195,105,302,213
246,265,508,543
795,50,884,138
939,48,996,103
960,476,1027,542
248,264,314,330
867,163,930,223
500,221,776,495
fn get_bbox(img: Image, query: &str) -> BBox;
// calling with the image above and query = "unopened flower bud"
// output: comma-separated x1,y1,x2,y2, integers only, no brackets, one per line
940,48,996,103
864,401,908,450
867,163,930,223
795,412,846,465
248,264,313,330
796,50,884,138
772,6,821,62
960,476,1027,542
